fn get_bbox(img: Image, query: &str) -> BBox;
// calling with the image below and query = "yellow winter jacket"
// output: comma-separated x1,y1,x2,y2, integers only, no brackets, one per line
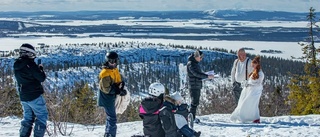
99,68,122,94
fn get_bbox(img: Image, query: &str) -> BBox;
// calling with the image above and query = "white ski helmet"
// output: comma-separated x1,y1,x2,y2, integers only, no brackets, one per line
148,82,165,97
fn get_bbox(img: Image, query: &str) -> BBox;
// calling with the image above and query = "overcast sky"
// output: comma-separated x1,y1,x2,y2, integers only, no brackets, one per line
0,0,319,12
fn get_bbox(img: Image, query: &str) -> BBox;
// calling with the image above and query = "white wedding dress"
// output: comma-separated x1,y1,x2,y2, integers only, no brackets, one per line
230,70,264,123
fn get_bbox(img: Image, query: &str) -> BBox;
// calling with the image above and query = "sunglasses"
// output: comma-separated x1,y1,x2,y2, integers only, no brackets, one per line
108,59,117,64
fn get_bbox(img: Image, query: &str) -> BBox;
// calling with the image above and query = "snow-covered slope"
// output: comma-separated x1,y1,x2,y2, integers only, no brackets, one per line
1,114,319,137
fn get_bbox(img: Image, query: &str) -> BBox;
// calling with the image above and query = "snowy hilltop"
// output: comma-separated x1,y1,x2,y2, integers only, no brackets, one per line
1,114,319,137
0,41,316,137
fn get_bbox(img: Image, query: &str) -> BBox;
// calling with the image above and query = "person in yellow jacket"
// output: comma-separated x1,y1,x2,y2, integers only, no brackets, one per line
98,51,127,137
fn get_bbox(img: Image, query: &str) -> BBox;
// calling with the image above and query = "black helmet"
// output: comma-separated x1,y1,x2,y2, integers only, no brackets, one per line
19,43,36,59
105,51,118,64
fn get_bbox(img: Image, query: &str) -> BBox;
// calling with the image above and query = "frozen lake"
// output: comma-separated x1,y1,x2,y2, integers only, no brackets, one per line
0,37,309,59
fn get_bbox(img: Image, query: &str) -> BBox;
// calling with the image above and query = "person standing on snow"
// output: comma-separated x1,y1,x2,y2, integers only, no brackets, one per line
138,82,166,137
98,51,127,137
230,56,264,123
14,43,48,137
187,49,214,122
230,48,254,104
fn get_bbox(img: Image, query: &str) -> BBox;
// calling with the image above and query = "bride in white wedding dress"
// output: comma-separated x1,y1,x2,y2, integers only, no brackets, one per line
230,56,264,123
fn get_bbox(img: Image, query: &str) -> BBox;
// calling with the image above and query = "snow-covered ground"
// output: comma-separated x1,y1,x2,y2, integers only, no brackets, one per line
1,114,319,137
0,37,308,59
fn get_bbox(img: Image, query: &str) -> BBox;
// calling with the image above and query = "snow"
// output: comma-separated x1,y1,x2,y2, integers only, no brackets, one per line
7,32,244,37
1,12,319,137
0,18,317,28
1,114,319,137
1,16,318,60
1,17,319,137
0,37,308,59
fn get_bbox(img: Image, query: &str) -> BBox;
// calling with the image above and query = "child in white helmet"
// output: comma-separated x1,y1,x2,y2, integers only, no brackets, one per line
138,82,165,137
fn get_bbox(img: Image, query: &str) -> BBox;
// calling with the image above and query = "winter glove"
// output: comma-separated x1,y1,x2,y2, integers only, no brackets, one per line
119,89,127,96
111,83,121,95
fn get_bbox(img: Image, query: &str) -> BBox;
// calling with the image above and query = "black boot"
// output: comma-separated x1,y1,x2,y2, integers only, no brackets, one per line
194,131,201,137
33,123,46,137
190,105,197,120
104,133,116,137
19,125,33,137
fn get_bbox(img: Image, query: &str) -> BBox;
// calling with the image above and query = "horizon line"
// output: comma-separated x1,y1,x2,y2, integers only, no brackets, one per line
0,9,313,13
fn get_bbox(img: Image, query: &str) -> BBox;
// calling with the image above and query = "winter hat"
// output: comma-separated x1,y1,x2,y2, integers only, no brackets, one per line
194,49,203,58
19,43,36,58
170,92,184,102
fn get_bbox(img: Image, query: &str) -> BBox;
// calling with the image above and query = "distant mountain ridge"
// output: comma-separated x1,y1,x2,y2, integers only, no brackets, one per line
0,10,317,21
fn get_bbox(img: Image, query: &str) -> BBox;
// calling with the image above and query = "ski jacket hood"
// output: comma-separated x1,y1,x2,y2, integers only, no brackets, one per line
164,94,178,106
187,53,198,63
140,94,164,114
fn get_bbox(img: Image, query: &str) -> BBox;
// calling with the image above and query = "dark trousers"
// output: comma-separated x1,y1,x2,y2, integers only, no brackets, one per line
180,125,196,137
104,105,117,137
232,82,243,104
189,88,201,119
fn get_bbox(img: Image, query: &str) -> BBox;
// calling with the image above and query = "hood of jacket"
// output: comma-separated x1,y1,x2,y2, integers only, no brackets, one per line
187,53,198,64
141,94,164,114
164,95,176,105
162,94,179,110
14,57,33,71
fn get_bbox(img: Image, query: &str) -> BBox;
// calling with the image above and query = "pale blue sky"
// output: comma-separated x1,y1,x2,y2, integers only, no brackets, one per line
0,0,319,12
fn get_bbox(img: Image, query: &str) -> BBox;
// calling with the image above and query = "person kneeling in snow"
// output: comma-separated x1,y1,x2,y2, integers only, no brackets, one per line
160,92,201,137
139,82,166,137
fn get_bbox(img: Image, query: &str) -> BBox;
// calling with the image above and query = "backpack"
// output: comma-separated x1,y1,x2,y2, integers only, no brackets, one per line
159,106,183,137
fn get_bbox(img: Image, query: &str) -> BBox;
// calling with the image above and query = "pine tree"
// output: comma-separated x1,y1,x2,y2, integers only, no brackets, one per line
0,87,22,117
71,83,97,124
288,7,320,115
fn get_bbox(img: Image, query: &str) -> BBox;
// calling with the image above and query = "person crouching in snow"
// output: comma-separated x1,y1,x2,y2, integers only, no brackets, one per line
160,92,201,137
139,82,165,137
